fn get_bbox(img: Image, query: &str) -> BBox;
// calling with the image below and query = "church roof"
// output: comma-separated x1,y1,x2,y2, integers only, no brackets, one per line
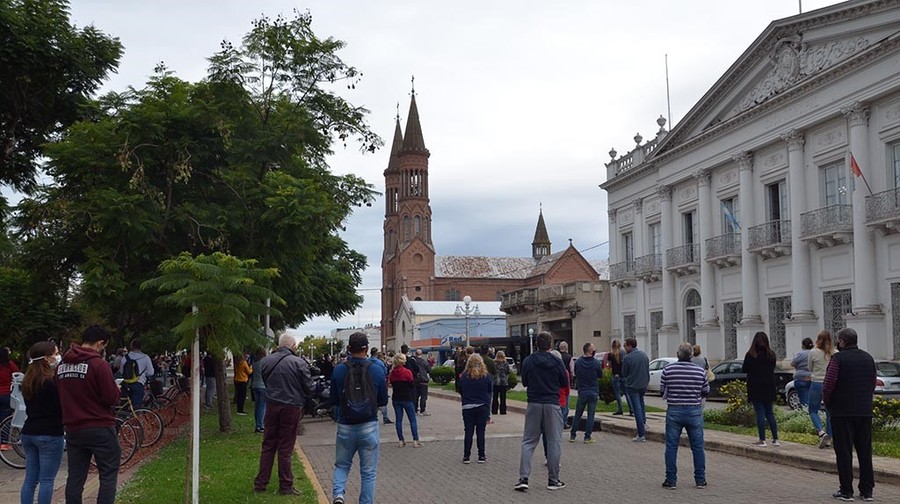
401,95,428,153
435,255,535,280
532,210,550,245
386,117,403,173
529,250,566,277
407,299,505,317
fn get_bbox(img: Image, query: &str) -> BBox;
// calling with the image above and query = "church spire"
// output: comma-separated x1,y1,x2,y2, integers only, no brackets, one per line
386,109,403,173
401,76,428,153
532,207,551,260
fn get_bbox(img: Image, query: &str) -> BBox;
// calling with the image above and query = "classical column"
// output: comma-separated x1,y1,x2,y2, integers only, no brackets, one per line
735,152,763,358
608,209,621,340
696,169,717,325
657,185,679,357
783,130,815,319
842,102,887,357
633,198,648,349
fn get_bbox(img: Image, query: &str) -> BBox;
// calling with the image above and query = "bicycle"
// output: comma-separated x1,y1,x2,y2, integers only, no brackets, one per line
116,387,164,449
0,372,26,469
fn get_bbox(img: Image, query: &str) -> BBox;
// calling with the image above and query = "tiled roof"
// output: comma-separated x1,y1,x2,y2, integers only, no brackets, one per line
435,255,535,279
529,250,566,277
408,300,505,316
401,95,427,153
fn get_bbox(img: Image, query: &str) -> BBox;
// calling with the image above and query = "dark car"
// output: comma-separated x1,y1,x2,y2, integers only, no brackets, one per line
707,359,794,400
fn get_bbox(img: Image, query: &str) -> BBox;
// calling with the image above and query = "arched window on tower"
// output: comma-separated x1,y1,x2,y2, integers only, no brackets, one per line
414,216,421,237
388,229,395,253
410,170,420,196
403,216,411,242
393,189,399,213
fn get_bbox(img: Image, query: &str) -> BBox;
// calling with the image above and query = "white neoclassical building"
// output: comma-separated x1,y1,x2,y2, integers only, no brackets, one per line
601,0,900,362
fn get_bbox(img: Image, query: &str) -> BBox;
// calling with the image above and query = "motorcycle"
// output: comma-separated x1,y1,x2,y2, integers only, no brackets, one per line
303,373,334,421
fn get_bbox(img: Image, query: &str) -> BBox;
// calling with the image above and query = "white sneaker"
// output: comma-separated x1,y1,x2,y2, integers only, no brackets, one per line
750,440,766,447
632,436,646,442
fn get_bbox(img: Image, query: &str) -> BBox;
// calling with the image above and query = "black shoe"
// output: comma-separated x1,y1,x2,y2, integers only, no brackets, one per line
662,480,677,490
333,497,345,504
383,418,393,424
861,494,873,502
514,478,529,491
477,456,486,464
547,480,566,491
463,457,470,464
255,428,264,433
612,411,624,416
832,491,854,501
696,481,707,489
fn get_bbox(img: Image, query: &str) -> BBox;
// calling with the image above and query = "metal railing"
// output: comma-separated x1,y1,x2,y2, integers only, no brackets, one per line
634,254,662,275
609,260,635,281
666,244,700,269
500,289,536,309
866,187,900,224
801,204,852,238
705,233,741,259
748,220,791,250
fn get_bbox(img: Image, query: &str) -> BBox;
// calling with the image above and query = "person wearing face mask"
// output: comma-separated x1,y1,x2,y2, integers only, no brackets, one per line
57,325,122,504
19,341,64,504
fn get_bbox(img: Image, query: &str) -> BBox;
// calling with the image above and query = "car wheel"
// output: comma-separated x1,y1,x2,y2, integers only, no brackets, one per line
787,389,801,410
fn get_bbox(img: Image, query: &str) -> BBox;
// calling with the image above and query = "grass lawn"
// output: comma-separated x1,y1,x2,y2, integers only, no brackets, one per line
430,383,665,412
704,422,900,459
118,405,319,503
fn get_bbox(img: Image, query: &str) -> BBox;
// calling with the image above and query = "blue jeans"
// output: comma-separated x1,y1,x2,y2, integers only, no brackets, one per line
392,401,418,441
20,434,65,504
462,405,489,459
752,401,778,441
612,376,625,413
0,394,10,443
664,406,705,484
333,421,380,504
570,391,599,440
808,382,832,436
626,389,647,437
793,379,811,408
252,388,266,430
122,382,145,408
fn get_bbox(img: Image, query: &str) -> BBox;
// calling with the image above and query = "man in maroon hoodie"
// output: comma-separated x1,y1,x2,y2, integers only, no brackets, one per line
57,325,121,504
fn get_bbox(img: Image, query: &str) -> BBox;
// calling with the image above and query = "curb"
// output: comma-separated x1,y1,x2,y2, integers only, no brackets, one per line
295,441,330,504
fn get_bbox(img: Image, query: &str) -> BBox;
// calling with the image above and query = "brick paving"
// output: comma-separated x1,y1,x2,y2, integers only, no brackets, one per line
299,395,900,504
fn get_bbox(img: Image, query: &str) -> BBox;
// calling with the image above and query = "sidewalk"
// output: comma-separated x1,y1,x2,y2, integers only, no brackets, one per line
429,389,900,485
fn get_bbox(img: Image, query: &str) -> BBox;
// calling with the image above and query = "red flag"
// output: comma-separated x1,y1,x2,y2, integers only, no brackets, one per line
851,153,862,178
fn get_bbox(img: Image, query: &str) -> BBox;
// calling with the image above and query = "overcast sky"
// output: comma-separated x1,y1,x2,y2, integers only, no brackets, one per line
8,0,845,336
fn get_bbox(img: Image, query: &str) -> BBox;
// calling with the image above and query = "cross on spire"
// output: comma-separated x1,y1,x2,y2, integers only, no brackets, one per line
396,102,400,121
410,75,416,97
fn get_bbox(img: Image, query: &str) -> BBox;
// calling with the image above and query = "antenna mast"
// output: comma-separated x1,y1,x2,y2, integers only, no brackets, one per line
665,54,672,130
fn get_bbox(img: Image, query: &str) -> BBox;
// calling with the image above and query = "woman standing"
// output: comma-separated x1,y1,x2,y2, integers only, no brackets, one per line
388,353,421,448
19,342,64,504
808,331,835,448
250,348,267,433
606,340,626,415
790,337,814,409
0,347,20,450
233,353,252,416
491,351,509,415
459,354,492,464
742,331,780,447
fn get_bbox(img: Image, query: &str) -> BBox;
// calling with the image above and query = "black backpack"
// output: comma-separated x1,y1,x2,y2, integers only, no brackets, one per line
122,355,141,384
342,360,376,423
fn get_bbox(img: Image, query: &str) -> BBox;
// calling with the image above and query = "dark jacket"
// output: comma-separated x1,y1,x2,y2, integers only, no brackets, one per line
460,374,493,407
622,349,650,391
520,351,568,404
607,352,623,377
823,344,876,417
331,356,389,425
23,380,64,436
258,347,314,407
389,366,415,402
742,351,777,403
494,359,510,387
57,344,120,432
574,355,603,393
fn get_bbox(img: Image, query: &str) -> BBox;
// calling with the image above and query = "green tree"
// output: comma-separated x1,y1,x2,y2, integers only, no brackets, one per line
142,251,282,433
298,335,344,360
16,11,379,343
0,0,122,192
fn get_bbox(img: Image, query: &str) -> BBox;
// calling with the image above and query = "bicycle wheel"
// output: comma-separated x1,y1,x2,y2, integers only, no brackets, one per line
152,397,177,427
0,416,26,469
133,409,163,448
116,419,139,465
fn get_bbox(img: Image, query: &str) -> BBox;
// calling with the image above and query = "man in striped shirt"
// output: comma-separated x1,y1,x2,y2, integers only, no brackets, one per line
659,342,710,490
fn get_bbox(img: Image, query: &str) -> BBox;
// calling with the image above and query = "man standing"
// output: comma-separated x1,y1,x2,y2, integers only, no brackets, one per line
570,342,603,443
202,352,217,409
660,342,709,490
121,339,154,408
621,337,650,442
558,341,573,387
824,328,877,502
369,347,392,425
514,332,568,492
253,334,314,496
400,344,421,411
332,332,388,504
57,325,121,504
414,349,431,416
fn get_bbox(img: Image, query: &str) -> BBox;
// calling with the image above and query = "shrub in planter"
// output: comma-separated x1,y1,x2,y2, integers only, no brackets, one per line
430,366,455,385
598,368,615,404
720,380,755,427
873,396,900,430
507,372,518,388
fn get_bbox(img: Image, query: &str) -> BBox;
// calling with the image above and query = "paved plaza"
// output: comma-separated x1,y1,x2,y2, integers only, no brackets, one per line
299,394,900,504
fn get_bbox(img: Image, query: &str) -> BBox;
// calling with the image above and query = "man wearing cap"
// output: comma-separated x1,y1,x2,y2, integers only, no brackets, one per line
57,325,121,504
253,334,314,496
331,332,389,504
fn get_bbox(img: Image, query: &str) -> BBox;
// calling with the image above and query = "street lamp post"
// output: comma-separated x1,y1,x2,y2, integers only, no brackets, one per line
528,327,535,356
454,295,481,348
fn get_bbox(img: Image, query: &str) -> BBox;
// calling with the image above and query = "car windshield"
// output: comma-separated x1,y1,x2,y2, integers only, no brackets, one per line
877,362,900,377
712,363,730,374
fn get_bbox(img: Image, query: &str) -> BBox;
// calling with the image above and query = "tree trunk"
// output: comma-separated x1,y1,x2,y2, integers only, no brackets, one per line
214,356,232,433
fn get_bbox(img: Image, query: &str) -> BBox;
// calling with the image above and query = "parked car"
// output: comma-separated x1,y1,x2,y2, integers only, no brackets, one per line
505,357,517,375
784,359,900,410
707,359,793,400
593,351,613,370
442,359,455,369
647,357,678,393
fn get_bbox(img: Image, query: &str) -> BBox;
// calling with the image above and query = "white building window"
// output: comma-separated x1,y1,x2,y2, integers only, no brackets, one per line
623,232,634,268
821,161,848,206
649,223,661,255
683,211,697,245
892,144,900,189
720,197,740,234
766,180,788,221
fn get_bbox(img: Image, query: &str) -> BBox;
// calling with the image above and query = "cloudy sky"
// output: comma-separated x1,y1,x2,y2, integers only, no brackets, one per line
10,0,845,336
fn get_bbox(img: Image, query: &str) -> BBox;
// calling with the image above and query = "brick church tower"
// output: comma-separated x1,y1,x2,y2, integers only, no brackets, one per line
381,91,435,339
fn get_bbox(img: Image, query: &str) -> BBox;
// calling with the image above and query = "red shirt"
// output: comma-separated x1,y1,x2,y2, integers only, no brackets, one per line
559,370,571,408
0,361,21,395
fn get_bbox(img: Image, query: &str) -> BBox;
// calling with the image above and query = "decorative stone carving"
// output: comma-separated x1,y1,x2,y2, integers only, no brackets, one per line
733,152,753,171
657,185,673,200
841,101,869,127
608,209,617,223
619,209,634,225
734,37,870,114
679,185,697,203
884,102,900,128
814,126,846,153
694,169,711,187
781,129,805,150
633,198,643,214
645,198,660,216
718,169,738,187
763,152,786,170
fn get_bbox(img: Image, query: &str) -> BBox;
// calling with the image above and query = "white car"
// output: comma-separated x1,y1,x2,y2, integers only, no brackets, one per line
647,357,678,393
784,360,900,410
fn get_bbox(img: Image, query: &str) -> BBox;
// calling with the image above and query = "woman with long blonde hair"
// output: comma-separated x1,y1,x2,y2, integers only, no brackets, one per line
20,341,65,504
607,339,626,415
492,351,510,415
808,330,835,448
459,353,492,464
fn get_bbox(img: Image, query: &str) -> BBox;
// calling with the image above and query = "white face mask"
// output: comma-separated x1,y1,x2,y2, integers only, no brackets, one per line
50,355,62,368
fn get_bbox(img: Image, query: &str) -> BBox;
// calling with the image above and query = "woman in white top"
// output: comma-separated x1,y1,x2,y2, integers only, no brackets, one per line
807,330,835,448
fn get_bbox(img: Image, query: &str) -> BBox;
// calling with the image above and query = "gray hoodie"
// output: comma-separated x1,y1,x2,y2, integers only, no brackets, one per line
622,348,650,392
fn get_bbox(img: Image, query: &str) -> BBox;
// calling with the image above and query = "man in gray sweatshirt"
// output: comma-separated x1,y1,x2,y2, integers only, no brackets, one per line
621,338,650,441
